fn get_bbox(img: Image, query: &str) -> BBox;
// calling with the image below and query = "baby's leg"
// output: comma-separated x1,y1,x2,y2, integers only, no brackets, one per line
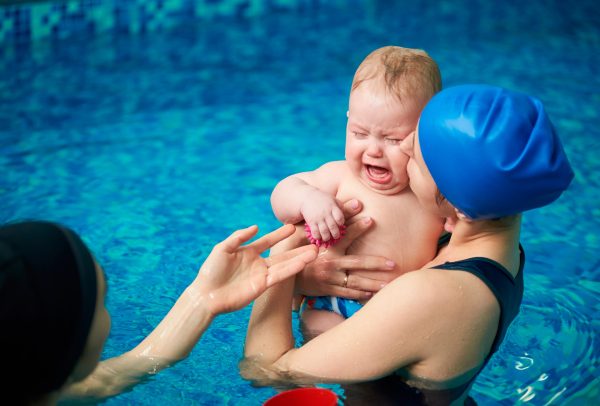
300,309,345,341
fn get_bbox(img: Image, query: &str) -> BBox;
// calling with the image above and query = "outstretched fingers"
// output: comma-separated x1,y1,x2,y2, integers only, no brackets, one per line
265,245,316,267
221,225,259,253
248,224,296,253
266,247,318,287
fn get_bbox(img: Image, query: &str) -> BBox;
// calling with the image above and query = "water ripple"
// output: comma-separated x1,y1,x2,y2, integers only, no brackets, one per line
474,299,598,404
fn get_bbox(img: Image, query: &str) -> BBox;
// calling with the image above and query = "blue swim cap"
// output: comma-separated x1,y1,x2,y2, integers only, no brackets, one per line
418,84,574,219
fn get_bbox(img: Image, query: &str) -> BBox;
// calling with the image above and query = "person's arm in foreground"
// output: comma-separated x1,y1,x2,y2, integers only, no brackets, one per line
63,225,318,401
271,161,346,242
242,216,444,386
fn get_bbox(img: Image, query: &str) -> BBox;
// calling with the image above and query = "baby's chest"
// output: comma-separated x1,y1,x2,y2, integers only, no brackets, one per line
337,184,438,270
336,181,408,223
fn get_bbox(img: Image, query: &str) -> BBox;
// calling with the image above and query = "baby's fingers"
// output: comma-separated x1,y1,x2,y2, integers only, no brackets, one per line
325,216,341,239
317,221,332,242
332,206,345,226
308,221,321,241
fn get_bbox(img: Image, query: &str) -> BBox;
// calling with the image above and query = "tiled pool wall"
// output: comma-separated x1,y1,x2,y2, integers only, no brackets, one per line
0,0,344,45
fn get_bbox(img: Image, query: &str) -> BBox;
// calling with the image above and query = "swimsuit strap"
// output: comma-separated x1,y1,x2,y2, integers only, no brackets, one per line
431,245,525,363
436,232,452,248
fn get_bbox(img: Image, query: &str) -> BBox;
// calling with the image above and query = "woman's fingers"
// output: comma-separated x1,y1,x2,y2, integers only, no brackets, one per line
340,199,363,219
316,266,389,296
266,248,318,287
325,216,340,239
341,272,388,292
308,221,320,241
346,267,398,284
250,224,296,253
266,245,317,267
220,225,259,253
330,217,373,252
317,221,331,242
327,287,373,301
330,255,395,272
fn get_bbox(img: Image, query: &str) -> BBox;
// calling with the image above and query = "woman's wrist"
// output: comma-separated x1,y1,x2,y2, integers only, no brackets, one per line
184,281,219,319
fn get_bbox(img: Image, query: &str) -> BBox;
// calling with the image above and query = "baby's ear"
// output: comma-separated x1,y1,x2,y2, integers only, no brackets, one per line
454,208,471,221
443,216,457,233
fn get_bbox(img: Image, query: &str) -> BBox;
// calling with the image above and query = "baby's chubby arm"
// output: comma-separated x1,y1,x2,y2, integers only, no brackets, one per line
271,161,346,242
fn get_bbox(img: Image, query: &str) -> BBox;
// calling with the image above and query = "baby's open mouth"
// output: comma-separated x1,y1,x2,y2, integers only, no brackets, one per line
366,165,391,184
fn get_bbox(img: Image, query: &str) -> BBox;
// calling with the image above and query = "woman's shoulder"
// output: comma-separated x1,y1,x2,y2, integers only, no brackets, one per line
379,269,500,381
378,269,464,310
383,267,500,317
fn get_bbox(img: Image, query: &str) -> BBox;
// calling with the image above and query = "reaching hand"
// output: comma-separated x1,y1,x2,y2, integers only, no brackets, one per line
300,189,345,242
194,224,318,316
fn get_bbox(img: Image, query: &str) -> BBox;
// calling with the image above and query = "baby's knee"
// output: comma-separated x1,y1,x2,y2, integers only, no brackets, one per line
300,309,345,341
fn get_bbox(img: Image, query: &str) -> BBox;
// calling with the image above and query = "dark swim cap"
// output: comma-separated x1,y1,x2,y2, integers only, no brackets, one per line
418,84,574,219
0,221,97,397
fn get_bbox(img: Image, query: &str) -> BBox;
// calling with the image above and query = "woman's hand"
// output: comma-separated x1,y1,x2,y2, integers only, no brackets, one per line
193,224,318,316
64,225,317,402
295,200,397,300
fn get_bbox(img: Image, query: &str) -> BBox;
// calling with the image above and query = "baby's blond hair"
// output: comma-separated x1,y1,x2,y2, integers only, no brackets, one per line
351,46,441,104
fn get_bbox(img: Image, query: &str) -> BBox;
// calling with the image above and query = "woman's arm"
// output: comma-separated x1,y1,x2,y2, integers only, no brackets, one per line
242,219,441,386
62,225,318,401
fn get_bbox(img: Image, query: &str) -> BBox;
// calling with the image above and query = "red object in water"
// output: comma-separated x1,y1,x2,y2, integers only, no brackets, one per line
263,388,338,406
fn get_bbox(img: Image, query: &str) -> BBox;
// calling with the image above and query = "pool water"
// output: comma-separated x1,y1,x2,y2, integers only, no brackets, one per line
1,1,599,404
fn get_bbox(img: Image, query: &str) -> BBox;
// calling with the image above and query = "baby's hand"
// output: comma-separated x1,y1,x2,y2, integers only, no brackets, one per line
300,191,345,243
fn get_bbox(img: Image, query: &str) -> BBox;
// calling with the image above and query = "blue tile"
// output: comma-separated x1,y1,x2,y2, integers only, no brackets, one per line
0,0,336,44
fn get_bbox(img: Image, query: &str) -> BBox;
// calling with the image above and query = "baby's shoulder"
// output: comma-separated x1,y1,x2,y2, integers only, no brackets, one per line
308,161,350,194
315,161,353,184
317,160,350,173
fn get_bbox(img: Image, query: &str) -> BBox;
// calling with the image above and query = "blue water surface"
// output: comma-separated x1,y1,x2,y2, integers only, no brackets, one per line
1,1,599,404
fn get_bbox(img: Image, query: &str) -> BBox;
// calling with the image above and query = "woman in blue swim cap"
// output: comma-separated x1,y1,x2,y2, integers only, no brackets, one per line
413,84,573,221
243,85,574,405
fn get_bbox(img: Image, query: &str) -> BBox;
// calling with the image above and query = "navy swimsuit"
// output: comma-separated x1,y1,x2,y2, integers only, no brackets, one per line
431,235,525,366
343,234,525,405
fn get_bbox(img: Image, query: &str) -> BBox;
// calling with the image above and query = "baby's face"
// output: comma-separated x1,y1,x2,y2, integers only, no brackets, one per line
345,80,421,195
